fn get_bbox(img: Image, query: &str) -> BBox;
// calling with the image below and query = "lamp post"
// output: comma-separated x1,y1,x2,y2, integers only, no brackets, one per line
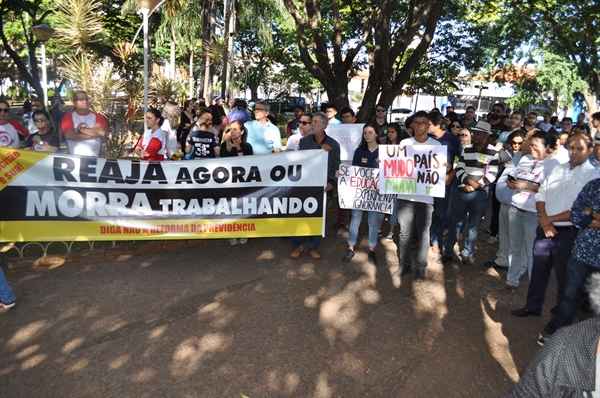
135,0,162,131
30,24,55,107
242,59,250,100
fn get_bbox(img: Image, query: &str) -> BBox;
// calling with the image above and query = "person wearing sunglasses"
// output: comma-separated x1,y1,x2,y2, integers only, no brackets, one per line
0,100,29,148
285,113,313,151
373,103,389,137
448,120,464,135
23,110,60,152
61,90,108,157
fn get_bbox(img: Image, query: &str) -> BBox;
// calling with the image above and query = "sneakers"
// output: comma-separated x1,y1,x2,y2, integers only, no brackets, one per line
461,256,473,266
342,249,355,262
415,268,426,281
290,245,305,259
308,250,321,260
238,238,248,245
486,236,498,244
377,230,382,237
537,338,545,347
368,250,377,265
229,238,239,245
386,232,394,242
496,282,517,291
1,300,15,309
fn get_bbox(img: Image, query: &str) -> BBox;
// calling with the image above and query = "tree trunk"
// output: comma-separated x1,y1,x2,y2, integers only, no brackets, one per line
189,45,194,99
170,26,176,80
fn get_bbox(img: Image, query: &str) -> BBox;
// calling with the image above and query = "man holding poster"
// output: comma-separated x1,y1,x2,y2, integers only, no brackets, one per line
439,121,499,266
392,111,442,281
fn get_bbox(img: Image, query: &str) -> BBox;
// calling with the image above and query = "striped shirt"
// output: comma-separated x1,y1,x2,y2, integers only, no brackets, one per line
455,144,499,187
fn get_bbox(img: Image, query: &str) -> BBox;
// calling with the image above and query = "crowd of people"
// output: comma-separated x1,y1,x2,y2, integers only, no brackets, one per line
3,93,600,394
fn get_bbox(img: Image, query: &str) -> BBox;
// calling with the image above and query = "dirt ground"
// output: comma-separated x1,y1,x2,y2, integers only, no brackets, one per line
0,208,578,397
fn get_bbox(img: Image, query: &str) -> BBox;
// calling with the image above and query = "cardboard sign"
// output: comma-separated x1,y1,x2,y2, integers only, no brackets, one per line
338,165,395,214
379,144,447,198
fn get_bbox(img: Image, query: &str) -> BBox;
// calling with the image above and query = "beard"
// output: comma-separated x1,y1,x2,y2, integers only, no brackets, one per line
490,113,500,121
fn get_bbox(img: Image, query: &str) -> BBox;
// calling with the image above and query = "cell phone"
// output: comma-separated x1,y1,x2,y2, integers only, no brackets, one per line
507,175,516,182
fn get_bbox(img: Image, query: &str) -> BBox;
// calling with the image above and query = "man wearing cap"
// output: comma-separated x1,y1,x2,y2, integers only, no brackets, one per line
439,121,499,265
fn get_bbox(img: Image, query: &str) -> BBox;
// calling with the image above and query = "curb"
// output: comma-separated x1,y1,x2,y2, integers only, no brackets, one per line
1,240,202,270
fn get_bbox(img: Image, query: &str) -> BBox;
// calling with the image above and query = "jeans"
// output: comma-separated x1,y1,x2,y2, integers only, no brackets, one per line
397,199,433,270
430,184,451,247
348,209,382,248
506,207,538,287
443,188,488,259
525,227,577,320
494,203,510,267
554,255,595,330
0,267,15,304
293,236,322,251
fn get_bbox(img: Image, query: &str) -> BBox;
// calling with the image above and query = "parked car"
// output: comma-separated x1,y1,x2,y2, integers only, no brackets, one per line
388,107,413,123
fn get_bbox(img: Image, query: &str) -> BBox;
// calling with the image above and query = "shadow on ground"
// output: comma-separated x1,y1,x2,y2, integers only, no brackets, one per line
0,210,574,397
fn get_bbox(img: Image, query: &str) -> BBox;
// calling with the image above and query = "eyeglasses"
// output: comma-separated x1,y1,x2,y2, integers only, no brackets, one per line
457,134,469,137
254,107,266,112
412,121,428,126
299,121,311,125
450,124,461,128
376,109,386,113
492,108,503,113
0,108,9,113
511,141,523,145
33,118,48,123
74,97,89,102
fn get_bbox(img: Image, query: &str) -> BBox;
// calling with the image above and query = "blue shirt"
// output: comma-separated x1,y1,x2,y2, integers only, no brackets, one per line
352,147,379,168
430,132,463,170
570,178,600,268
244,120,282,155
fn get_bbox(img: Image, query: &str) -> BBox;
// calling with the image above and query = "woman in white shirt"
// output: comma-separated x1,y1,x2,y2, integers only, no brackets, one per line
498,130,559,291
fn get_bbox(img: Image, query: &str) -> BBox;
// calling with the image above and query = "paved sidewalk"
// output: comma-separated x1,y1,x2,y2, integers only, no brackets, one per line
0,223,561,397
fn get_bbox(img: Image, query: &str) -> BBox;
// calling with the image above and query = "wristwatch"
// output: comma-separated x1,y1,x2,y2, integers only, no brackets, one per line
77,127,81,133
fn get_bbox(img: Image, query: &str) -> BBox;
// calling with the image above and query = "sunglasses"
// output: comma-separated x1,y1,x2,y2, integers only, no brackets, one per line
0,108,9,113
511,141,523,145
33,118,48,123
450,124,461,128
299,121,311,125
457,134,469,137
376,109,386,113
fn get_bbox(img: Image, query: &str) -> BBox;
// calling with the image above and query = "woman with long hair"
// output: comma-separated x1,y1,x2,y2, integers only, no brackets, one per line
161,100,180,159
448,119,464,135
178,99,194,150
221,120,253,245
379,122,405,241
135,109,166,161
23,110,60,152
342,121,383,265
220,120,253,157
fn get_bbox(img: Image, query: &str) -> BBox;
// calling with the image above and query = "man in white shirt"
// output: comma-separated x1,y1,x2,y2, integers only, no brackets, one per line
510,134,598,335
393,111,442,281
61,91,108,156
